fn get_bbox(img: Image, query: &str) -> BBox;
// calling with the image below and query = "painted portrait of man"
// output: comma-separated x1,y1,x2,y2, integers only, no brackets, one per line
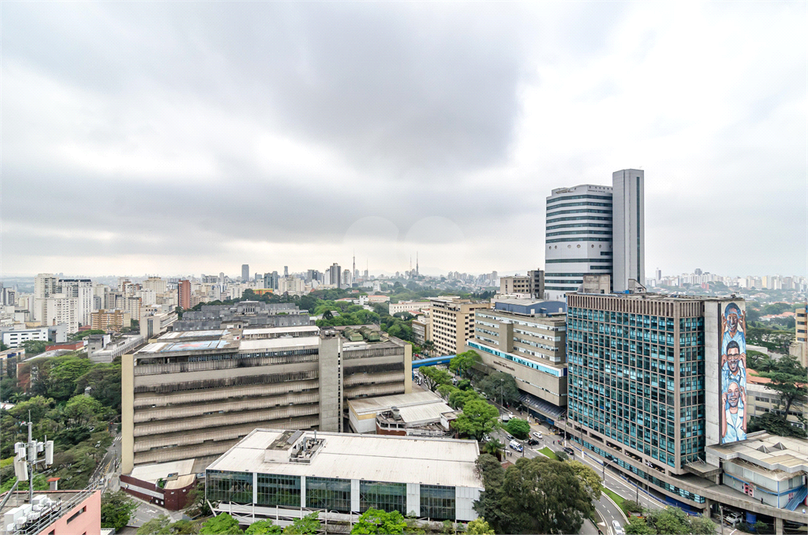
722,380,747,443
719,302,748,444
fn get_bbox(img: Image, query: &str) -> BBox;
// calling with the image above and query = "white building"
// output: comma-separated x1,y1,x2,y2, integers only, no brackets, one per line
389,301,431,315
205,429,482,525
59,278,93,326
43,293,79,333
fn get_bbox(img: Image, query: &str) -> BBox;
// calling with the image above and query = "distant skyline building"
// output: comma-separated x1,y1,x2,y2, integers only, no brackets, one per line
544,184,614,300
178,279,191,310
612,169,645,292
242,264,249,282
329,263,342,289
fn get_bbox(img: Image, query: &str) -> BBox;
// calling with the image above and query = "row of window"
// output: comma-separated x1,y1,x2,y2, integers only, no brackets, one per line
546,194,613,204
207,472,457,520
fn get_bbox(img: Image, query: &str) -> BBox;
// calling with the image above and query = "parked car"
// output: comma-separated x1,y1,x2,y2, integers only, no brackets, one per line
724,512,743,527
563,447,575,456
501,414,511,423
527,438,540,446
505,433,514,440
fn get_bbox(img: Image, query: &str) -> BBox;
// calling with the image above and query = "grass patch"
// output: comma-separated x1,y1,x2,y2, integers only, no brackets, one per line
603,488,627,514
539,447,558,460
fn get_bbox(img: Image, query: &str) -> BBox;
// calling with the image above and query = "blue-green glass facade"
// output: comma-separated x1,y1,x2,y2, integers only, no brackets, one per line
567,295,707,504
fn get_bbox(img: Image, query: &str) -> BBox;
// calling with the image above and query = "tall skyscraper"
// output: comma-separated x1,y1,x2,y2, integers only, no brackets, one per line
242,264,250,282
60,278,93,326
544,184,614,300
178,280,191,310
612,169,645,292
284,266,289,277
329,263,342,289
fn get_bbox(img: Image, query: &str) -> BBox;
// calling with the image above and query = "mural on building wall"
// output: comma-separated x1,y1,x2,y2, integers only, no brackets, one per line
720,302,747,444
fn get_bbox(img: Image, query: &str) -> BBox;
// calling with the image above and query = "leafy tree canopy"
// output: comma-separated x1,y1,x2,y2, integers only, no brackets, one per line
350,509,407,534
245,519,282,534
101,491,138,532
450,350,481,378
452,399,499,440
420,367,452,392
282,512,319,534
200,513,243,534
505,418,530,439
466,518,495,535
479,372,520,406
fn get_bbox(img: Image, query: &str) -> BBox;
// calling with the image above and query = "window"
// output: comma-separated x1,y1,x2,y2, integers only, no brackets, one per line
360,481,406,513
257,473,301,507
306,477,351,513
420,485,455,520
66,506,86,523
207,470,253,504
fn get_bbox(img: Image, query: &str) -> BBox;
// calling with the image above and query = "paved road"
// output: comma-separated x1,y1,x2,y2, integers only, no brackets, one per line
89,433,122,490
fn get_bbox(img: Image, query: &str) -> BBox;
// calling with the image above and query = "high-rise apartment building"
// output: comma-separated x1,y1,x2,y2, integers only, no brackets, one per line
59,278,93,326
242,264,250,282
178,280,191,310
427,297,491,356
544,185,614,300
612,169,645,292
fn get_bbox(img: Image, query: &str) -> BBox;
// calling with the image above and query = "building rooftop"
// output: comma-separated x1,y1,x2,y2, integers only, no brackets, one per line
207,429,483,489
242,326,319,336
239,336,320,352
707,432,808,474
348,391,446,415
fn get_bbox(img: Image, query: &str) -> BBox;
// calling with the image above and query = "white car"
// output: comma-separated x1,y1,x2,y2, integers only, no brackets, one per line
531,431,543,439
612,520,625,535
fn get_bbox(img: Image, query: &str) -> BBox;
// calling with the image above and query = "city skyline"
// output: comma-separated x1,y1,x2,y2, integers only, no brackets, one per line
2,3,805,278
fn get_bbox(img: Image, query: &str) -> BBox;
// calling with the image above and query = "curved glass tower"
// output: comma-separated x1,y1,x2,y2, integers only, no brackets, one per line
544,184,614,300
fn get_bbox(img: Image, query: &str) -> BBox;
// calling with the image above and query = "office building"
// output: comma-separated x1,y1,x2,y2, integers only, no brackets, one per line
466,299,568,422
178,280,191,310
205,429,482,526
1,327,49,349
544,169,645,300
498,270,545,299
42,294,79,334
544,185,614,300
90,309,131,331
791,304,807,367
348,391,456,435
328,263,342,289
172,301,309,331
427,297,491,357
242,264,250,282
389,301,431,315
121,325,412,473
563,292,808,530
612,169,645,292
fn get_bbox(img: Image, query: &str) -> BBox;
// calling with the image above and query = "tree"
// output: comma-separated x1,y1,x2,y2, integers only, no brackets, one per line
476,456,594,534
479,372,520,406
754,354,808,417
505,418,530,440
64,394,105,427
171,519,201,534
200,513,243,534
437,384,458,400
448,389,482,410
623,500,643,515
452,399,499,440
21,340,48,357
138,515,171,535
450,350,481,378
465,518,495,535
568,461,602,503
625,517,655,535
749,412,808,438
350,509,407,534
245,519,282,534
101,491,138,531
420,367,452,392
689,514,717,535
283,512,319,534
482,438,504,458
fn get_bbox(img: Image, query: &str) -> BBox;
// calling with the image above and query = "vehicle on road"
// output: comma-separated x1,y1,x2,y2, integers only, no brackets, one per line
509,440,523,452
531,431,543,439
612,520,625,535
505,433,514,440
527,438,540,446
563,446,575,456
724,511,743,527
501,414,511,423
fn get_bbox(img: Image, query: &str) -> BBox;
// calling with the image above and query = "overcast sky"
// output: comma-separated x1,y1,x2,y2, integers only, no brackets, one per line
2,2,805,279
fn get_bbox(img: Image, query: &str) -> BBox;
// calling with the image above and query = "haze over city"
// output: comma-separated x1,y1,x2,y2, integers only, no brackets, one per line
2,2,805,277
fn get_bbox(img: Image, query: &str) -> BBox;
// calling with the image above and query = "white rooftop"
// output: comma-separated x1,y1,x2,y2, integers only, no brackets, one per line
130,459,195,483
348,391,447,415
708,432,808,474
243,326,319,336
239,336,320,352
207,429,483,489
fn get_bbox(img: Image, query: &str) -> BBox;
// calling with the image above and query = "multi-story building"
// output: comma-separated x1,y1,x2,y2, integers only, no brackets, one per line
498,270,545,299
178,280,191,310
427,297,491,357
791,304,807,366
42,294,79,334
173,301,309,331
91,309,131,331
58,278,93,327
1,489,101,535
612,169,645,292
121,325,411,474
389,301,431,315
563,291,808,530
142,276,167,294
1,327,49,349
544,185,614,300
412,315,431,347
466,299,568,422
328,263,342,289
204,429,483,527
242,264,250,282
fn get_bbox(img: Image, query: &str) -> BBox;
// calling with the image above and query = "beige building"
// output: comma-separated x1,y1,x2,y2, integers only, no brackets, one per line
91,309,131,331
122,325,411,474
412,315,431,346
790,304,807,366
498,270,545,299
466,299,567,417
389,301,431,315
427,297,491,356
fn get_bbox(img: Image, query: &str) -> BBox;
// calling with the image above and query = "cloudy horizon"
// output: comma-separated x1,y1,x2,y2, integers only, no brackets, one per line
2,2,805,279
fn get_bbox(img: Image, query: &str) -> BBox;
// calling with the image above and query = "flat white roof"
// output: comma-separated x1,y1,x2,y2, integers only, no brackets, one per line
708,432,808,474
207,429,482,489
239,336,320,352
348,391,446,415
130,459,195,483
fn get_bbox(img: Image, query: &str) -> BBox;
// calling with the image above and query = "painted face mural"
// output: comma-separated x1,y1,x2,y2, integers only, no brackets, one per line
720,302,747,445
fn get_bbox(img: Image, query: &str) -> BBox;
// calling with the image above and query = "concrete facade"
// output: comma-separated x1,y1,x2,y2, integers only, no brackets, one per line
612,169,645,292
427,297,491,357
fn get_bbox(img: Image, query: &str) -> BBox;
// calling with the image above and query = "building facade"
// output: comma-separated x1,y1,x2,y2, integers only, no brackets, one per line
427,297,491,357
612,169,645,292
178,280,191,310
205,429,483,526
544,185,614,300
466,299,568,421
498,270,545,299
121,325,411,473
